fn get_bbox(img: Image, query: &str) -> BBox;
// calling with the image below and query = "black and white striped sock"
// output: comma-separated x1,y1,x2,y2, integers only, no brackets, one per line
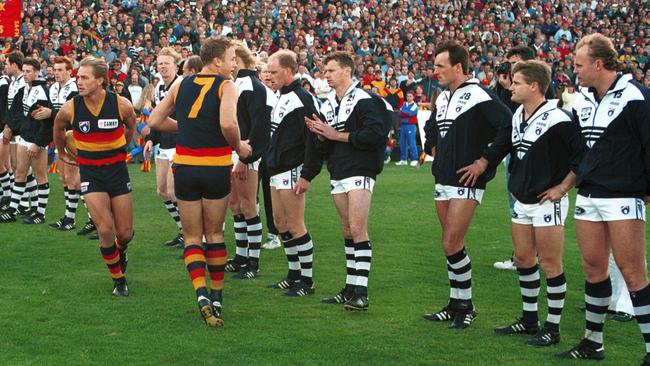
0,171,10,199
37,183,49,216
447,247,472,303
67,190,80,220
295,233,314,287
518,264,540,325
233,214,248,265
246,215,262,268
584,277,611,350
354,240,372,296
281,232,300,280
164,200,182,231
26,174,37,205
63,187,71,218
446,260,459,307
9,181,25,212
631,284,650,357
545,273,566,332
344,238,357,290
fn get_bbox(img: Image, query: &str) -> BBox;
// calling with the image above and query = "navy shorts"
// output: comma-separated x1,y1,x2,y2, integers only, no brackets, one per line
79,162,132,197
173,164,230,201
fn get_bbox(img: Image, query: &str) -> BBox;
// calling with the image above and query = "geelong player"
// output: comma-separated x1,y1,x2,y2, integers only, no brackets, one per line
53,57,136,297
494,60,583,346
148,37,251,327
422,41,512,328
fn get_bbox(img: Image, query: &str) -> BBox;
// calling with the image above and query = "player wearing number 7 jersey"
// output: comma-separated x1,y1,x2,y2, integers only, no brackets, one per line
148,37,251,328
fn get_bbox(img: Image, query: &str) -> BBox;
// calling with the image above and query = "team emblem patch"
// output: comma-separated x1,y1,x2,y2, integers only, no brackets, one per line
607,108,615,117
580,107,592,121
535,127,542,135
457,188,465,196
79,121,91,133
511,212,518,219
434,190,441,198
544,214,552,223
621,205,630,215
355,179,362,186
126,182,132,191
282,179,289,186
575,206,586,215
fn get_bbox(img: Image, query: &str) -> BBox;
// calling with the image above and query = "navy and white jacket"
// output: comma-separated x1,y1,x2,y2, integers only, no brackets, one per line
235,69,273,164
5,74,25,134
0,75,10,129
508,100,584,204
573,73,650,198
424,78,512,189
315,82,392,180
9,79,53,146
147,75,179,149
49,78,78,120
266,79,321,181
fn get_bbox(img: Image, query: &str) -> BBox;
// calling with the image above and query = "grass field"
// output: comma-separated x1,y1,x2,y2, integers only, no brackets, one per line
0,162,646,365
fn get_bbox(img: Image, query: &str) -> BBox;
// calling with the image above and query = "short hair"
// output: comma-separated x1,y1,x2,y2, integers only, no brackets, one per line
53,56,73,71
158,46,182,65
324,51,355,77
506,46,536,61
576,33,622,71
233,41,257,69
7,51,24,69
512,60,551,95
270,50,298,74
79,56,109,87
184,55,203,73
200,37,232,66
435,41,469,74
23,57,41,72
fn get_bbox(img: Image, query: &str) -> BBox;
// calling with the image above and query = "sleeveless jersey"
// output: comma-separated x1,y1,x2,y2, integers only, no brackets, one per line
71,91,126,166
173,74,231,166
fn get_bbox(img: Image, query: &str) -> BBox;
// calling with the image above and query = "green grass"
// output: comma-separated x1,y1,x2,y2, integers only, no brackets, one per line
0,163,646,365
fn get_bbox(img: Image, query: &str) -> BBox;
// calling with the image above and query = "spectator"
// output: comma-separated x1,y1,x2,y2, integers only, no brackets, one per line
396,90,419,167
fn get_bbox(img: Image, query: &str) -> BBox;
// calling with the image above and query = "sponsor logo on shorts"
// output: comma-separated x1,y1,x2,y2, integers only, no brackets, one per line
575,206,585,215
80,181,89,193
544,214,552,223
621,205,630,215
98,119,119,129
79,121,91,133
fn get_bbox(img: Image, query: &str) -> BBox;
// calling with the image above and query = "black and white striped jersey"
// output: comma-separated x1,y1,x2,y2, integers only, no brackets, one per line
508,100,584,204
147,75,180,149
234,69,273,164
316,82,392,180
6,74,25,133
49,78,78,112
266,79,321,180
0,75,10,129
573,73,650,198
424,78,512,189
16,80,53,146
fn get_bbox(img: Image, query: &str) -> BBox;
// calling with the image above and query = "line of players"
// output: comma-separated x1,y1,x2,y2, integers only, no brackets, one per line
3,34,649,364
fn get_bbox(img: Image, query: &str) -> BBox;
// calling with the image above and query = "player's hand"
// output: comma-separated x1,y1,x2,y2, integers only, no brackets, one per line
306,113,338,140
31,106,52,120
143,140,153,160
60,151,77,165
233,161,248,181
27,143,40,159
537,185,567,204
236,140,252,159
457,157,488,187
294,177,310,195
2,127,11,144
430,146,436,159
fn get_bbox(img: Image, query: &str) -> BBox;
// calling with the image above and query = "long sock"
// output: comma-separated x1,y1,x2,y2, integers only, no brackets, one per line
25,174,37,207
447,247,472,303
36,183,49,216
0,171,9,199
183,244,209,298
631,284,650,355
205,242,227,304
518,264,540,324
233,214,248,265
164,200,182,231
281,232,300,280
295,232,314,287
63,187,70,218
100,244,124,280
67,190,80,220
545,273,566,332
19,176,31,210
9,181,25,212
344,238,357,290
446,260,459,307
354,240,372,296
9,172,14,188
246,215,262,269
584,277,612,350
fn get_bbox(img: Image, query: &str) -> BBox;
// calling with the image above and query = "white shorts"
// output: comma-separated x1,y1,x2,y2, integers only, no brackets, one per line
157,147,176,161
330,176,375,194
231,151,260,171
270,165,302,190
574,194,646,222
15,135,32,148
434,184,485,204
512,195,569,227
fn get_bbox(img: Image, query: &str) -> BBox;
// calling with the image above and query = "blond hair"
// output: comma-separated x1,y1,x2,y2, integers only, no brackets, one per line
79,56,109,87
158,47,182,65
234,41,258,69
576,34,622,71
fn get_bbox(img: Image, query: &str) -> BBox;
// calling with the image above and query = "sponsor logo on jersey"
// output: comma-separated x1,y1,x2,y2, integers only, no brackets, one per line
98,119,119,129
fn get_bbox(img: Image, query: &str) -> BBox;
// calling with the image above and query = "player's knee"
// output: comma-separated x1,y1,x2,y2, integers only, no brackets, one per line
538,256,562,277
340,223,351,238
116,227,133,243
513,252,535,268
349,222,367,241
620,264,648,290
